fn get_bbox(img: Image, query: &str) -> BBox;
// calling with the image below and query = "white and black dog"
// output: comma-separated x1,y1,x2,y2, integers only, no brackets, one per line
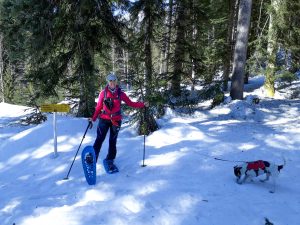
234,158,286,193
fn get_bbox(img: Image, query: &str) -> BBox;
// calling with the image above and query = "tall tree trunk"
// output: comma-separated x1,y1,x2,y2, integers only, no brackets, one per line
123,48,129,91
172,0,186,97
264,0,279,97
190,0,196,91
141,3,159,135
77,40,96,117
144,4,153,97
223,0,237,91
112,39,116,72
165,0,173,75
0,34,4,103
230,0,253,100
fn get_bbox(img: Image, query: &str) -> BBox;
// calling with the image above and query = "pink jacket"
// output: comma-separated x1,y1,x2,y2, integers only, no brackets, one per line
92,85,145,122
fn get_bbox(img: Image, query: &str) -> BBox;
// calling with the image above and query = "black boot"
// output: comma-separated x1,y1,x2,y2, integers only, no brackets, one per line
85,153,93,164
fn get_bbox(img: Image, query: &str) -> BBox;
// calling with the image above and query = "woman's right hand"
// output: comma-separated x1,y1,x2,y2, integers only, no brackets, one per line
144,101,149,107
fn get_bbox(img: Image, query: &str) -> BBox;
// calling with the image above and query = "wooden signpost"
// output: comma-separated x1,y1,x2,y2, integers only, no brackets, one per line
41,104,70,157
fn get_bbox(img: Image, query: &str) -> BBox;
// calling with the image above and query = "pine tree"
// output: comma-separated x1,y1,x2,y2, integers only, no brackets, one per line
264,0,280,97
0,34,3,102
0,0,27,104
171,0,187,97
223,0,238,91
126,0,164,134
276,0,300,72
0,0,127,117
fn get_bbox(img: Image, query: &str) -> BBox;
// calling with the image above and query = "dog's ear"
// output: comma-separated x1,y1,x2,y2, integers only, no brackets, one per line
278,165,284,172
234,166,242,177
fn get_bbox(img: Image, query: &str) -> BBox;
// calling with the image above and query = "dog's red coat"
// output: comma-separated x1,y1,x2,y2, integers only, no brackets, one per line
246,160,265,171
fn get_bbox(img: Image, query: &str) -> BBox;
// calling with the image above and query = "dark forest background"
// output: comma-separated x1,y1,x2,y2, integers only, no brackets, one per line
0,0,299,133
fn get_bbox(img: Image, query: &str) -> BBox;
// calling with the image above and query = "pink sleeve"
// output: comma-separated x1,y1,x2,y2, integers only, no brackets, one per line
92,91,104,121
120,92,145,108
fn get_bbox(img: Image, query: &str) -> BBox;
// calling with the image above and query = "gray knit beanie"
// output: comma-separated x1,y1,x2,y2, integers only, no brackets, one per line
106,72,117,82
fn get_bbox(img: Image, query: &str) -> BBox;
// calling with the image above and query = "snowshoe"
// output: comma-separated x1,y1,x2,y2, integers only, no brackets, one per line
103,159,119,174
81,146,97,185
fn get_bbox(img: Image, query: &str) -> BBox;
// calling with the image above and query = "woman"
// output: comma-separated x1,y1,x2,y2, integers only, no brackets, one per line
88,72,148,173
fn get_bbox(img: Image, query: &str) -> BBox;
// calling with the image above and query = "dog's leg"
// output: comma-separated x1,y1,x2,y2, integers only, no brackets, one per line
243,174,250,183
269,177,276,193
260,172,270,182
237,175,249,184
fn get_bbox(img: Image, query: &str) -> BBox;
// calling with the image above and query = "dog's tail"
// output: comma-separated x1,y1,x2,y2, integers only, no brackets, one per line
278,156,286,171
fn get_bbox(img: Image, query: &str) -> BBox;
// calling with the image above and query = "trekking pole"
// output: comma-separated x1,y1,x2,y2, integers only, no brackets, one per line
142,131,146,167
141,107,147,167
63,121,92,180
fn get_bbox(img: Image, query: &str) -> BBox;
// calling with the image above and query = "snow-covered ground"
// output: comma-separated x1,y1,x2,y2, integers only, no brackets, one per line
0,76,299,225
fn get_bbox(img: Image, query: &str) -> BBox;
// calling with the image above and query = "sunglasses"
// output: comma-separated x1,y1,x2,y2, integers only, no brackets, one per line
109,80,116,82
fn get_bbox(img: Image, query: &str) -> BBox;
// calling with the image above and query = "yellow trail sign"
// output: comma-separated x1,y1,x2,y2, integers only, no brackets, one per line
41,104,70,113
